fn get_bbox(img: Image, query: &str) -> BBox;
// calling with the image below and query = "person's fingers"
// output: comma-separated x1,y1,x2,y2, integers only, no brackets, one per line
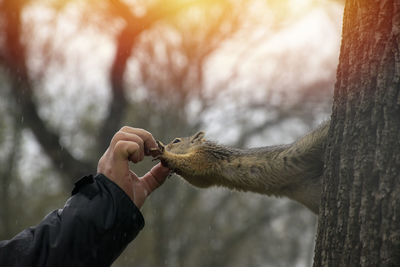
110,131,145,161
119,126,158,155
140,163,171,192
114,140,141,163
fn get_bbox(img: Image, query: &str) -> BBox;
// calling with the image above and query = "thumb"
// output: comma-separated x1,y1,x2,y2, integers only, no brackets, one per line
140,163,171,192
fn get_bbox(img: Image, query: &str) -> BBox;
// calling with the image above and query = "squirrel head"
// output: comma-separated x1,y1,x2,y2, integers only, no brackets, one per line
162,131,206,154
149,131,206,158
151,131,215,188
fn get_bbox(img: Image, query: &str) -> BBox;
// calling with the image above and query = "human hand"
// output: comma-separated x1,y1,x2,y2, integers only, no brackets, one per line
97,127,170,208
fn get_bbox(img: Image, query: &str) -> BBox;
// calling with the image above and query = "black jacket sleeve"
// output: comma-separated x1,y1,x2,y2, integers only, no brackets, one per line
0,174,145,267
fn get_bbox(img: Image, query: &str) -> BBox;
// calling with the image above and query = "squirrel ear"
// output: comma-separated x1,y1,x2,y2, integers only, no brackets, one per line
191,131,205,141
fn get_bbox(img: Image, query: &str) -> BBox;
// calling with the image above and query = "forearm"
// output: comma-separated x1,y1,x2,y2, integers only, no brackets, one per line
0,174,144,267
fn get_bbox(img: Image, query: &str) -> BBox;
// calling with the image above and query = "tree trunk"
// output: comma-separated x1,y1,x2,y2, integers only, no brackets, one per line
314,0,400,266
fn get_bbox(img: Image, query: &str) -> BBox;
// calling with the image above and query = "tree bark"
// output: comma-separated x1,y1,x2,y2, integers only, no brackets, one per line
314,0,400,266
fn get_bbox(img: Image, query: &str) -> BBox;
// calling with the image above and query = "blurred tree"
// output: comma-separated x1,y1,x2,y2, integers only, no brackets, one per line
314,0,400,265
0,85,23,240
0,0,341,266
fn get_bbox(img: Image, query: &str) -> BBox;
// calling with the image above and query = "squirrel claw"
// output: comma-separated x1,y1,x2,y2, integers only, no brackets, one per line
149,140,167,167
149,148,161,157
149,140,165,157
156,140,165,152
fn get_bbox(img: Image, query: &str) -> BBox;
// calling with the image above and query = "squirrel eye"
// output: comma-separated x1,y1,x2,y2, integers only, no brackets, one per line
172,138,181,144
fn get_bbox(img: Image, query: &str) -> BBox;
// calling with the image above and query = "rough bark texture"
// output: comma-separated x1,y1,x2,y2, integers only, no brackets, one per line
314,0,400,266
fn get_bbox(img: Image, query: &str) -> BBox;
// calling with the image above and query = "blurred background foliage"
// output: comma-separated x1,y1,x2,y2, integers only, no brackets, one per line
0,0,343,266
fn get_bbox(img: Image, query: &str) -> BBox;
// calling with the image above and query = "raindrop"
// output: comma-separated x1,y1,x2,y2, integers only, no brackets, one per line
20,116,24,123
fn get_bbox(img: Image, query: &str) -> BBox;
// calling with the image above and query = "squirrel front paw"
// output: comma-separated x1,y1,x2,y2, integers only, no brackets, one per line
149,140,164,157
149,140,170,168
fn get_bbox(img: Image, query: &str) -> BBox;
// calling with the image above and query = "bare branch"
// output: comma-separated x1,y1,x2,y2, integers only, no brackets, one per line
98,0,222,152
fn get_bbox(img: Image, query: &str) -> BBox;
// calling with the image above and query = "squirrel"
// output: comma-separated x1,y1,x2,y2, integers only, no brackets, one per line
150,121,330,214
